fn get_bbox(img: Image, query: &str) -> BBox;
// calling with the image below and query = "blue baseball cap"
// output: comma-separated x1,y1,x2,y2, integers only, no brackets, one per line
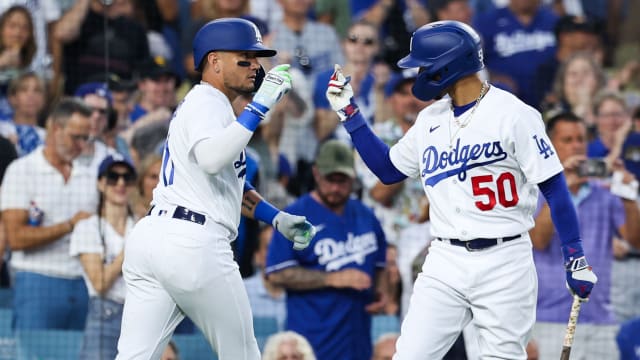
384,68,419,98
97,154,137,179
74,82,113,106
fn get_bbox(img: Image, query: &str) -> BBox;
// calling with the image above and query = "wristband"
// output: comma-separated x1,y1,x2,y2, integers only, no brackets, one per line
254,200,280,225
343,111,368,133
561,242,585,267
337,101,359,121
237,102,269,131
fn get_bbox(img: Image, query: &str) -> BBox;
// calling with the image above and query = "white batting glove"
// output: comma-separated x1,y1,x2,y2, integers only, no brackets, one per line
326,64,359,121
272,211,316,250
565,256,598,301
252,64,293,110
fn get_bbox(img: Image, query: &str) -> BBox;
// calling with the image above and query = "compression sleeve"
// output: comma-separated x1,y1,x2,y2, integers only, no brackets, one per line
343,113,407,184
192,120,253,174
538,172,584,263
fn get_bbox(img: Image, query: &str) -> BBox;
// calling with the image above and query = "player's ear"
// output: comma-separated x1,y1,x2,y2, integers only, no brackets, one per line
206,52,220,72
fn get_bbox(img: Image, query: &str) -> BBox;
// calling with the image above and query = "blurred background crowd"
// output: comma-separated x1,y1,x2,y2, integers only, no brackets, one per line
0,0,639,359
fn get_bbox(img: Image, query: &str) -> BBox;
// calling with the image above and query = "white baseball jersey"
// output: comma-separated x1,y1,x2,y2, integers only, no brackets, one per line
389,86,563,240
152,84,246,240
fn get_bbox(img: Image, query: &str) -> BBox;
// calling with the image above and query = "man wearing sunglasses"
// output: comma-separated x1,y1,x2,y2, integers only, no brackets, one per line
116,18,316,360
74,81,120,171
313,20,380,145
1,98,96,331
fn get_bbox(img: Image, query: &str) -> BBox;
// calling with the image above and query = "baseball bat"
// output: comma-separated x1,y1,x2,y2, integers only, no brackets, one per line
559,295,582,360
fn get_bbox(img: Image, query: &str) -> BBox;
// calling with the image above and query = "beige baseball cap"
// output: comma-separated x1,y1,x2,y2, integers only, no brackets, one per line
315,140,355,178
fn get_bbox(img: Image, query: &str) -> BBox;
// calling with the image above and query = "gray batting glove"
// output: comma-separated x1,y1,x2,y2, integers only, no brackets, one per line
272,211,316,250
326,64,358,121
252,64,292,110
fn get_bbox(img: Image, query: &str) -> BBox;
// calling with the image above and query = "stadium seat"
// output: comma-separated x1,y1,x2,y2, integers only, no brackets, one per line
172,331,218,360
253,316,278,351
371,314,401,344
15,329,82,360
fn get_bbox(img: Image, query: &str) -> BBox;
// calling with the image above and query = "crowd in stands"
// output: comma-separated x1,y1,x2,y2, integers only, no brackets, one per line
0,0,639,359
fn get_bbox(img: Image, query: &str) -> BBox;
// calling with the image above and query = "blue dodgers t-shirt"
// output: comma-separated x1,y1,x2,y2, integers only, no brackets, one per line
266,194,386,360
474,6,557,108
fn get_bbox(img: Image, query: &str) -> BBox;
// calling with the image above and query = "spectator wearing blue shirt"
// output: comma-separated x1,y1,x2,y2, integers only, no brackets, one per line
266,140,387,360
473,0,558,108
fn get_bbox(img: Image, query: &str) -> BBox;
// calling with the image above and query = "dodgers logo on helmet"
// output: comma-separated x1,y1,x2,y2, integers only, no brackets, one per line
192,18,277,71
397,20,485,101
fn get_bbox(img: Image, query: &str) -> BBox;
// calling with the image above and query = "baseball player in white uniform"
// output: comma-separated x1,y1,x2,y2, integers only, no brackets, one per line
326,21,598,359
116,18,315,360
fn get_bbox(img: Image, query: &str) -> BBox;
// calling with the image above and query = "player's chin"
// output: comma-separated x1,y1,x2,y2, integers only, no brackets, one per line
234,83,256,95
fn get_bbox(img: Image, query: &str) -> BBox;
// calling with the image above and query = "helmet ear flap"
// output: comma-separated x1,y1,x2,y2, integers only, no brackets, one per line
196,51,213,73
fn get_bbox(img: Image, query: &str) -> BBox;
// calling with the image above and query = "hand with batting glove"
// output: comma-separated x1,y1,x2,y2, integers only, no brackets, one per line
272,212,316,250
326,64,359,121
565,256,598,301
247,64,293,119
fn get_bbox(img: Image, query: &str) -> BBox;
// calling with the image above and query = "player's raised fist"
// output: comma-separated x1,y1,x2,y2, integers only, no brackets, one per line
326,64,359,121
252,64,293,111
565,256,598,301
272,211,316,250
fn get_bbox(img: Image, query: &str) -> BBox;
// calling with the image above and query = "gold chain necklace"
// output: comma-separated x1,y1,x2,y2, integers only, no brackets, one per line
448,81,489,148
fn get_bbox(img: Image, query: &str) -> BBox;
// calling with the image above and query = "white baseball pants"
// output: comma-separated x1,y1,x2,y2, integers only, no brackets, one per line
393,235,537,360
116,214,260,360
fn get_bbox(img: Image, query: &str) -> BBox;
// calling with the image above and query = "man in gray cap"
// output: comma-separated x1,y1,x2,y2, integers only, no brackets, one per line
266,139,389,360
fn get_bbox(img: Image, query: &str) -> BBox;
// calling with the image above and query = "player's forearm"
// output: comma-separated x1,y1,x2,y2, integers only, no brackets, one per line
622,199,640,248
268,267,329,290
241,188,279,224
192,121,253,174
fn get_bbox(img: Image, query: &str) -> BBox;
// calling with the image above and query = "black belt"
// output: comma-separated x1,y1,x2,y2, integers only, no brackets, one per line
147,205,206,225
438,234,521,251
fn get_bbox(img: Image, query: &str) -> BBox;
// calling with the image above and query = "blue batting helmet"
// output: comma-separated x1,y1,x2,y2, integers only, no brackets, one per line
397,20,484,101
192,18,276,71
